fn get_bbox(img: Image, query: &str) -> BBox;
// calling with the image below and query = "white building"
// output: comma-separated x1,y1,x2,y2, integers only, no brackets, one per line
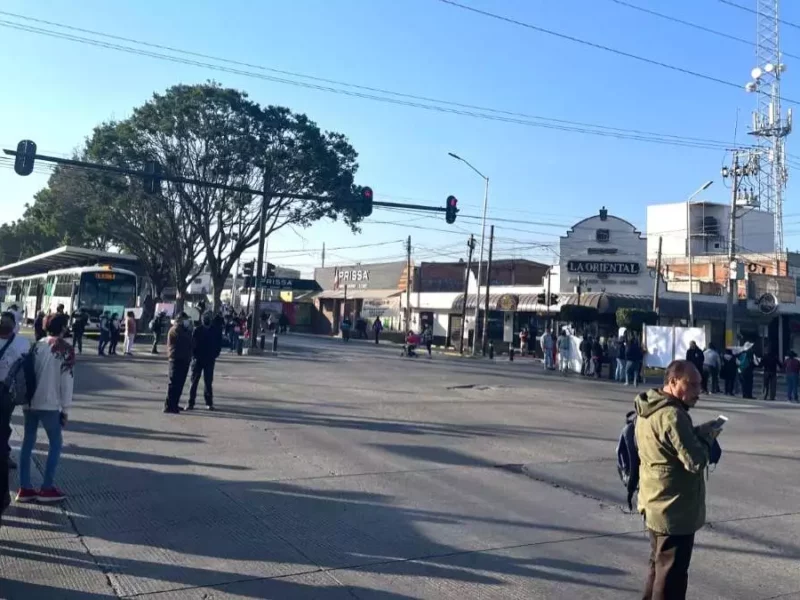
647,201,774,262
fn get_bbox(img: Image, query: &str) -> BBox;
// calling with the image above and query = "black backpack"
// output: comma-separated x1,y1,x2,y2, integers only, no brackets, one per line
616,409,722,511
0,336,37,409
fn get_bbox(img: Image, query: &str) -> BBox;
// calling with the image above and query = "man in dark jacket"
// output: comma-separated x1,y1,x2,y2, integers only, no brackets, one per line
164,313,192,414
760,344,781,401
71,310,87,355
635,360,721,600
685,341,704,374
150,312,166,354
187,312,221,411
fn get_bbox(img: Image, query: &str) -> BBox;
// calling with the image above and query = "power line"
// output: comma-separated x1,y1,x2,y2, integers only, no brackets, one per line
0,15,760,152
436,0,800,105
716,0,800,31
606,0,800,61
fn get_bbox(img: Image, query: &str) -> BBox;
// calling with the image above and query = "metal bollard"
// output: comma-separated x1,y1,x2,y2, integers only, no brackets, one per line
488,341,495,360
509,344,514,362
237,338,243,356
272,332,278,353
260,334,266,350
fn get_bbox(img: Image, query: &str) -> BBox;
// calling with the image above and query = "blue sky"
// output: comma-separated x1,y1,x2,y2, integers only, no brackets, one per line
1,0,798,276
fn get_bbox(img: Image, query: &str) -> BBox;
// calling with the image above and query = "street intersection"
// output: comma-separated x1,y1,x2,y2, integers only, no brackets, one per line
1,334,799,599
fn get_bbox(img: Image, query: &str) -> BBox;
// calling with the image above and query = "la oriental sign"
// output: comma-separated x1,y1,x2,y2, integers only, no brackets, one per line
567,261,641,275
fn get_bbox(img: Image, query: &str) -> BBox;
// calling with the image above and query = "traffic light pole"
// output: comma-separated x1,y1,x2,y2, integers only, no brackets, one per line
250,177,269,349
459,235,475,354
480,225,494,356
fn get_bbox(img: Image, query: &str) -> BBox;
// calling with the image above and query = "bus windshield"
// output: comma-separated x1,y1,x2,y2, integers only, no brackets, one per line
78,272,137,312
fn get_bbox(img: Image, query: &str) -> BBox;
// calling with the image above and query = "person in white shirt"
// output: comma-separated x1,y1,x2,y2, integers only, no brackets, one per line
16,313,74,504
7,304,23,334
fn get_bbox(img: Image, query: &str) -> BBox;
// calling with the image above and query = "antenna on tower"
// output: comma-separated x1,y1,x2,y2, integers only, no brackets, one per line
745,0,791,255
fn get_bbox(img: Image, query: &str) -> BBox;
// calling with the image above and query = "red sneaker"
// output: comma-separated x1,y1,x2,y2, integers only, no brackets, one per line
15,488,38,503
37,487,66,503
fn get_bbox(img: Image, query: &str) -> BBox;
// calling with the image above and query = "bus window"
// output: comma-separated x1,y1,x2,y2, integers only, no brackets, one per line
78,272,137,311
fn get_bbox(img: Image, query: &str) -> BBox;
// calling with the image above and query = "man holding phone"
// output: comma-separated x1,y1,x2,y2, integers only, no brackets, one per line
634,359,722,600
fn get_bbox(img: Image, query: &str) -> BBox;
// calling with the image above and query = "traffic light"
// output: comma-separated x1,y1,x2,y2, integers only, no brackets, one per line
265,262,276,277
242,260,255,276
143,160,162,194
14,140,37,176
445,195,458,224
360,186,373,217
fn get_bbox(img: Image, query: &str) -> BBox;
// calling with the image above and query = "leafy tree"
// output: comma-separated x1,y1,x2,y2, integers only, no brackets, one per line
615,308,658,332
559,305,598,325
93,82,364,307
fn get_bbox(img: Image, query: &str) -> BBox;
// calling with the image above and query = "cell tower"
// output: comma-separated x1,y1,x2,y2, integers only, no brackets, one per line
745,0,792,253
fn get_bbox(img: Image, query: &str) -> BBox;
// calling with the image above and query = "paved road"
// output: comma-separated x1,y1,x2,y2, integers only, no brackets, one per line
1,333,799,599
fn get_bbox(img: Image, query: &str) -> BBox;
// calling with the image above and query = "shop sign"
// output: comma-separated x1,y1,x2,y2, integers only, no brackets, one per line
498,294,519,311
757,292,778,315
567,261,640,275
333,268,370,290
361,297,399,319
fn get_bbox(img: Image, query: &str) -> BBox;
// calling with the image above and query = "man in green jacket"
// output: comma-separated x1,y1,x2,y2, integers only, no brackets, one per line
635,359,720,600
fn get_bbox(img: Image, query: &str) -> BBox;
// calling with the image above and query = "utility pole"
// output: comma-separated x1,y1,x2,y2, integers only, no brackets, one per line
545,268,552,330
652,236,663,313
321,242,326,268
405,236,412,332
724,154,742,349
249,177,269,349
460,235,475,354
481,225,495,356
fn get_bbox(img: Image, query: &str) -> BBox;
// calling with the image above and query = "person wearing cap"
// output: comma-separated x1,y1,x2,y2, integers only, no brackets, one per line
164,313,193,414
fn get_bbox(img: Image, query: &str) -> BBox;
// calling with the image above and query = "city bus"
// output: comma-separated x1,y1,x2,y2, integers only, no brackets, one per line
6,265,138,330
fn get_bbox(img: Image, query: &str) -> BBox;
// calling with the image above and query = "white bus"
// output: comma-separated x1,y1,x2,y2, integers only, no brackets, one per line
6,265,138,331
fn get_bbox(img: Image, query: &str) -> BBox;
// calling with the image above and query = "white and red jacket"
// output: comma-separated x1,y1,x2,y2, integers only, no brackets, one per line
29,336,75,415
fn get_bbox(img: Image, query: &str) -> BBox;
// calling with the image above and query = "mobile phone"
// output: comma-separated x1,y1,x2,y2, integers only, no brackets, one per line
712,415,728,430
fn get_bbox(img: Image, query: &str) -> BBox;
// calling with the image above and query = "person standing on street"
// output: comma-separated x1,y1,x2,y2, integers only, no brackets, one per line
685,341,705,392
616,338,627,382
150,312,165,354
556,330,571,375
341,315,352,342
71,310,87,355
16,313,74,504
579,335,591,376
703,343,721,394
541,329,554,370
34,311,46,342
626,335,644,387
635,360,720,600
421,324,434,358
187,312,221,411
784,351,800,402
739,345,756,399
372,317,383,344
0,311,31,474
164,313,192,414
124,311,137,356
108,313,121,356
760,344,781,401
98,310,111,355
720,349,738,396
591,337,604,379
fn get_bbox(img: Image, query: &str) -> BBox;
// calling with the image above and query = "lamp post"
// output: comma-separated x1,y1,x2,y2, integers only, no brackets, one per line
686,180,714,326
448,152,489,356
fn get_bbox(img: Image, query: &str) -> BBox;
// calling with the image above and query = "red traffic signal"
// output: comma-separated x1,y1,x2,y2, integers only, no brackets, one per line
360,186,373,217
445,195,458,224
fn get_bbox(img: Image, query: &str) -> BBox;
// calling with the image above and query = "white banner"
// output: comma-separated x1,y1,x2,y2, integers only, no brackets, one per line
644,325,707,368
361,297,400,319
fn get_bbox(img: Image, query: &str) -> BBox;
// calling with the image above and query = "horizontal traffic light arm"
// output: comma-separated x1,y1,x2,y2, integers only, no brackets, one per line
2,148,446,214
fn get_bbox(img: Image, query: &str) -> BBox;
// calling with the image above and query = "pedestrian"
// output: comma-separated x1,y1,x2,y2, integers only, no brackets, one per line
0,311,31,474
34,311,46,342
626,335,643,387
187,312,221,411
635,360,721,599
278,312,289,334
760,344,781,401
7,304,22,334
108,312,121,356
556,330,571,375
703,342,721,394
579,335,591,376
519,327,529,357
591,337,604,379
616,337,627,382
16,313,74,504
98,310,111,355
341,315,352,342
150,311,165,354
720,349,738,396
738,345,756,399
124,311,137,356
540,329,554,370
685,341,705,392
421,324,433,358
785,351,800,402
372,317,383,344
164,313,192,414
71,310,87,355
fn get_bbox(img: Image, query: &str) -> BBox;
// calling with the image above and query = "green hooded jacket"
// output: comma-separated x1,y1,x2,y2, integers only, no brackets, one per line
634,388,715,535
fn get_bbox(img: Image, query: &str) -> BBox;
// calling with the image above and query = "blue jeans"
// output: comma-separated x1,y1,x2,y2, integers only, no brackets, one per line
19,410,63,490
626,360,641,386
229,332,239,352
787,373,799,401
615,358,625,382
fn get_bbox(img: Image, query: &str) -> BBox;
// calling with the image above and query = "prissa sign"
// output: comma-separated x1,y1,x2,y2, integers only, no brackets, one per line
333,268,370,289
566,261,641,275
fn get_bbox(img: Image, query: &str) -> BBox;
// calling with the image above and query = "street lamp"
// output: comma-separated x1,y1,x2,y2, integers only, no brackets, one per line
449,152,489,356
687,180,714,326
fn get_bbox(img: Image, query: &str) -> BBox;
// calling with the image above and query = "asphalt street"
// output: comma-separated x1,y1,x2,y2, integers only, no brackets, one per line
1,333,799,599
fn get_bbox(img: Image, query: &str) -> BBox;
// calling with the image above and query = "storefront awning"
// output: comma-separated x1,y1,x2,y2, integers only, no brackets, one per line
559,292,652,314
451,293,520,312
316,288,402,300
